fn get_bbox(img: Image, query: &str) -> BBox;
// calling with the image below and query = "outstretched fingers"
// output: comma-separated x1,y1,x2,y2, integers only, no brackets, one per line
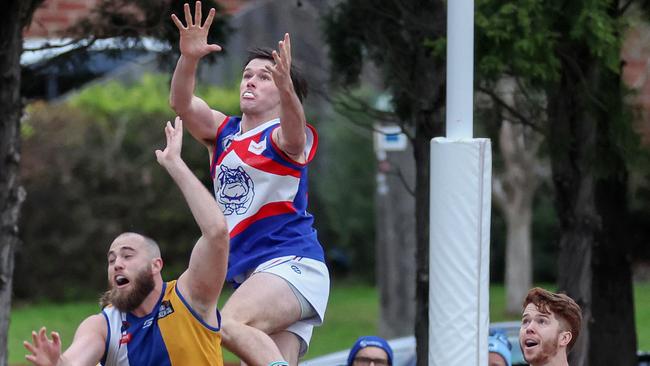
174,116,183,131
171,13,185,30
203,8,216,29
23,340,36,354
183,2,194,27
50,332,61,348
165,121,173,146
282,33,292,64
195,1,202,28
24,327,60,364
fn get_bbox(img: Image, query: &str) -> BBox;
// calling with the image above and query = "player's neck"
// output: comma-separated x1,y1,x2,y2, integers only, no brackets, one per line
241,111,279,133
532,352,568,366
131,278,164,317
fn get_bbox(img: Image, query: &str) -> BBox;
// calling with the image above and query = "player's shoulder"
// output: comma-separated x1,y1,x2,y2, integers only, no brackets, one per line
77,313,108,338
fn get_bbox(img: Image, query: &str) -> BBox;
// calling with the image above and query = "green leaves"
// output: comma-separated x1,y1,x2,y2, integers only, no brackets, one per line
476,0,560,84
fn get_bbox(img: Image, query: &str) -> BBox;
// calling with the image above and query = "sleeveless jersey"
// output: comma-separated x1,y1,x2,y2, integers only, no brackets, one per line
211,117,325,282
101,281,223,366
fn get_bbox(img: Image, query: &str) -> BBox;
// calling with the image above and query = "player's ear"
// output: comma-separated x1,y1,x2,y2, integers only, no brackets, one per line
559,330,572,348
151,257,163,274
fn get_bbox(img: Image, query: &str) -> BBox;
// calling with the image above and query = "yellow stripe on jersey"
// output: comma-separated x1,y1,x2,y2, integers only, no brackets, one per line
158,280,223,365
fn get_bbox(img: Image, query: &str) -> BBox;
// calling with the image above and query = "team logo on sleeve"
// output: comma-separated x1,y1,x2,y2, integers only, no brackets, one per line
217,165,255,215
222,133,235,151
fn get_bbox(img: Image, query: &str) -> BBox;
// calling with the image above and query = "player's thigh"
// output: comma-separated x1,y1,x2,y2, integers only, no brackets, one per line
222,272,301,333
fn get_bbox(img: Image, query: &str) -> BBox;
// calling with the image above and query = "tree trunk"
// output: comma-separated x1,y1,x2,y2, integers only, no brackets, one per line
413,123,431,366
376,144,416,338
549,48,637,366
0,1,34,365
492,77,542,315
413,107,444,366
504,208,533,314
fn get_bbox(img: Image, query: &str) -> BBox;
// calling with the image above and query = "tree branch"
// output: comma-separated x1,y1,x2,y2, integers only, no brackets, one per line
388,166,415,197
619,0,634,15
477,85,544,133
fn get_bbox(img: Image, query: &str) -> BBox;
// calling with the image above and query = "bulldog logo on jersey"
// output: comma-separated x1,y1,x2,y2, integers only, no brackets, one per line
217,165,255,215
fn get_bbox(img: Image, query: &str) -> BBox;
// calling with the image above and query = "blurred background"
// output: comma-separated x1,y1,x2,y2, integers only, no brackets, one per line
3,0,650,365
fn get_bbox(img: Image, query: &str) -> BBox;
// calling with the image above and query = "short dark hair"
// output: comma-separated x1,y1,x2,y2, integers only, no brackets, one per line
243,47,308,103
523,287,582,351
114,232,161,259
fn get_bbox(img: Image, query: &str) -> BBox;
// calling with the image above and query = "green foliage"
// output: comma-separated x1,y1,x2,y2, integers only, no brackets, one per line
323,0,444,125
475,0,560,84
70,74,240,120
314,92,376,278
475,1,627,83
15,75,240,301
570,1,623,73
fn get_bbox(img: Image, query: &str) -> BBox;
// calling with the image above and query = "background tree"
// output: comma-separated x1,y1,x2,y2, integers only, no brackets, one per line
1,3,45,366
324,1,446,364
476,1,648,364
0,1,230,363
485,77,549,315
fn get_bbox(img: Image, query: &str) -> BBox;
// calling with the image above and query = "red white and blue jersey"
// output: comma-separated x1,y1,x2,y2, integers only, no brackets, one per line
211,116,325,282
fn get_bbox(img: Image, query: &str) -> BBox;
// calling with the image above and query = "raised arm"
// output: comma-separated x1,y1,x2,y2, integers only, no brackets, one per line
24,315,106,366
156,117,228,316
268,33,309,163
169,1,226,149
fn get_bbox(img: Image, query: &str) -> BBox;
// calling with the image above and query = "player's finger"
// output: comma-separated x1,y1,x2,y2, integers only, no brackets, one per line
284,33,292,63
31,331,40,348
278,40,284,55
165,123,173,145
171,14,185,30
23,341,36,354
283,34,291,54
277,42,288,69
38,327,48,343
51,332,61,347
184,2,193,27
271,50,282,67
203,8,215,29
195,1,202,27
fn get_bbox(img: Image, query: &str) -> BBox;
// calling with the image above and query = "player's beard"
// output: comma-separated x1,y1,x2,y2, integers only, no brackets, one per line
100,266,155,313
524,334,559,365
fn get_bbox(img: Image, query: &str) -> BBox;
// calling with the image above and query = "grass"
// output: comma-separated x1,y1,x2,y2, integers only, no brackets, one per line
636,282,650,352
8,282,650,365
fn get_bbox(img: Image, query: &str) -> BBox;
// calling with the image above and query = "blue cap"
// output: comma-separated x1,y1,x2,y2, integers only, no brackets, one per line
347,336,393,366
488,331,512,366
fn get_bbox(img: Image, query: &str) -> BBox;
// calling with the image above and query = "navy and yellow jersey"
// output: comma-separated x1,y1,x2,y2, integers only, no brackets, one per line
101,281,223,366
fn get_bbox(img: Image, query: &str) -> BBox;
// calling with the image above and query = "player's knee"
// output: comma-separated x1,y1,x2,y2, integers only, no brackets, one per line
219,318,235,347
221,312,274,335
221,306,252,326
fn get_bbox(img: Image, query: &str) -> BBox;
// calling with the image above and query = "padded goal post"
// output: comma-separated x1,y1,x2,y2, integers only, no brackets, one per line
429,0,492,364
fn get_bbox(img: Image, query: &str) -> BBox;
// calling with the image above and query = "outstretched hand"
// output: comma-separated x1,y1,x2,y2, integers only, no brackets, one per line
156,116,184,167
24,327,62,366
171,1,222,60
266,33,294,92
